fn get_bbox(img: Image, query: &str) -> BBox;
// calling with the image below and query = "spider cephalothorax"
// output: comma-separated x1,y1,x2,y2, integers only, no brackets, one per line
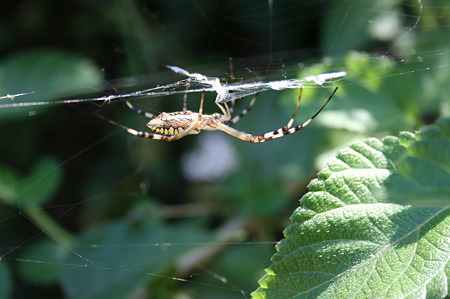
99,87,338,142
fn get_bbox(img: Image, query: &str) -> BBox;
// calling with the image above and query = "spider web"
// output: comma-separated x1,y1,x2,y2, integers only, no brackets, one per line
0,66,345,110
0,0,449,298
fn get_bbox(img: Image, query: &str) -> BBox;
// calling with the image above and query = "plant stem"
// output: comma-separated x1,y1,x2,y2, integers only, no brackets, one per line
25,206,73,247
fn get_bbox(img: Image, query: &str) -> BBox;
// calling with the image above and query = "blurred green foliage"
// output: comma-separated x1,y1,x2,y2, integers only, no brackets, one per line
0,0,449,298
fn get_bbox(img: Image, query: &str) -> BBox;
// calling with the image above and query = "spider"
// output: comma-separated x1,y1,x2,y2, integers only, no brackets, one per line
99,86,338,143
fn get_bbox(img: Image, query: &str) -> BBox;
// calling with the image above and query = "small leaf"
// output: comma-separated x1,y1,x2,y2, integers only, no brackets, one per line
17,239,68,286
13,156,62,208
0,164,19,205
253,118,450,298
0,262,12,299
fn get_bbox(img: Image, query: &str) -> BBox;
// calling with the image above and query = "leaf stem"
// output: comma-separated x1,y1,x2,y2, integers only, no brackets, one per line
24,206,73,247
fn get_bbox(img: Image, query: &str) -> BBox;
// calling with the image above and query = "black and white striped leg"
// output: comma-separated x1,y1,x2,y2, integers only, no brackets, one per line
216,87,338,143
225,95,257,126
125,101,156,119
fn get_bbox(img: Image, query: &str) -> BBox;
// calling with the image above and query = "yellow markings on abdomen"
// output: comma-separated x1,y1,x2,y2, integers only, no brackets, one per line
149,126,183,136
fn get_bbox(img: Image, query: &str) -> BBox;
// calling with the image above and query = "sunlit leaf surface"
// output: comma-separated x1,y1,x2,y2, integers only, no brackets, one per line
254,119,450,298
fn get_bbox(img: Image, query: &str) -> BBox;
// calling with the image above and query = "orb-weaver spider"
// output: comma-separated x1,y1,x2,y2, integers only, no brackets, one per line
99,87,338,143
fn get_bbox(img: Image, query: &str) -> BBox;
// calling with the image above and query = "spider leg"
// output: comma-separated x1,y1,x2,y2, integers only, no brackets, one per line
198,93,204,116
182,81,190,112
285,88,303,129
228,99,236,114
215,101,230,116
225,95,257,125
213,87,338,143
195,93,206,132
97,114,199,141
125,101,156,119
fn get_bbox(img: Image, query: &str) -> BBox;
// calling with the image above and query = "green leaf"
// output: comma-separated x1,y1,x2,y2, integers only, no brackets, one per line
60,219,211,299
253,118,450,298
13,156,62,208
383,118,450,205
0,49,103,119
0,262,12,299
17,239,68,286
0,164,19,205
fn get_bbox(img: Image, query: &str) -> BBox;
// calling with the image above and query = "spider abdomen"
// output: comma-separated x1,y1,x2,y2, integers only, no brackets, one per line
146,111,199,135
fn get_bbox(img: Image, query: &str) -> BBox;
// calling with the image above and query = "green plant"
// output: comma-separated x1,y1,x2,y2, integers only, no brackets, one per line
253,118,450,298
0,1,449,298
